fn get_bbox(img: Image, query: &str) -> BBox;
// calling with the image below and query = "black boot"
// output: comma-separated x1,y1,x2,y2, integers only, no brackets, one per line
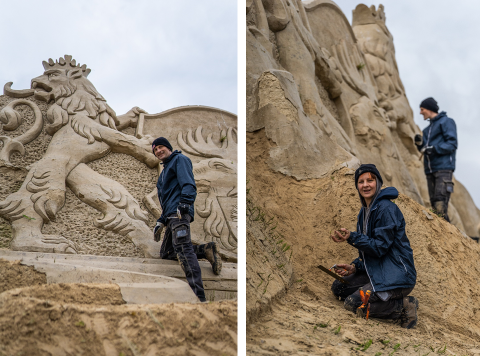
204,242,222,275
401,296,419,329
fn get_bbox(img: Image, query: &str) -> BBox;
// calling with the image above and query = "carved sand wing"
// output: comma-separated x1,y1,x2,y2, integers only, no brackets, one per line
177,126,237,161
176,126,237,253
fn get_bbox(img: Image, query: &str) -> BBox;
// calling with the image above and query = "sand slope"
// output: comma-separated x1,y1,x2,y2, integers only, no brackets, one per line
246,130,480,355
0,260,237,356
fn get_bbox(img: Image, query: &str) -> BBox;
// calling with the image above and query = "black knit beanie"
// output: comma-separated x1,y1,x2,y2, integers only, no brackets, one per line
152,137,173,152
354,164,384,188
420,97,439,113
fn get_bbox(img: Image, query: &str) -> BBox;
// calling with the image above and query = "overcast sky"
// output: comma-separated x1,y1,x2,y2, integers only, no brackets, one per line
0,1,237,116
333,0,480,209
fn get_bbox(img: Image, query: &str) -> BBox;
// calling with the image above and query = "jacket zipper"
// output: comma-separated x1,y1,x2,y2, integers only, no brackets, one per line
361,251,375,292
361,205,378,292
159,166,166,207
426,124,433,173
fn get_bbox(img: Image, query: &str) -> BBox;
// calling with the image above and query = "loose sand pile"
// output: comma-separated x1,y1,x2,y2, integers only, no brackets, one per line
0,260,237,355
246,130,480,355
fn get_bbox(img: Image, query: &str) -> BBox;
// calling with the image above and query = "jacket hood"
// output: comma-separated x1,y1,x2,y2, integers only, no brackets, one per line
161,150,181,165
360,186,398,209
429,111,447,122
374,187,399,204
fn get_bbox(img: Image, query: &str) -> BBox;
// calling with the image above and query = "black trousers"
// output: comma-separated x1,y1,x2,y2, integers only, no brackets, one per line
426,170,454,222
331,272,413,319
160,214,207,302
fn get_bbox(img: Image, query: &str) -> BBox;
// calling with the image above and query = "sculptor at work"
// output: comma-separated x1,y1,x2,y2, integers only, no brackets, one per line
330,164,418,329
152,137,222,302
415,97,457,222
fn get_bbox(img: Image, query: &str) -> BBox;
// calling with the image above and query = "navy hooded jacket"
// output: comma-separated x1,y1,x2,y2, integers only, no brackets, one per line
156,150,197,225
417,111,457,174
347,187,417,293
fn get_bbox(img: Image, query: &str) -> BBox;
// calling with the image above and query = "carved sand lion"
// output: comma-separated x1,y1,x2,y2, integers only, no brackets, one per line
0,55,159,256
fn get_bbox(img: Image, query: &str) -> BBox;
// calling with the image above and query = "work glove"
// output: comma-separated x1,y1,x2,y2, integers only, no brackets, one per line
422,146,435,155
177,203,190,219
414,134,422,146
153,222,164,242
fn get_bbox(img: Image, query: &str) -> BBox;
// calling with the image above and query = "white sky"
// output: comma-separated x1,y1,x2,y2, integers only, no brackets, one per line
0,0,237,116
334,0,480,209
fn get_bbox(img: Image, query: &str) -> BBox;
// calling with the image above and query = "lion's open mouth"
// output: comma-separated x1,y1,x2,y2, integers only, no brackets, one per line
32,81,54,102
31,81,52,93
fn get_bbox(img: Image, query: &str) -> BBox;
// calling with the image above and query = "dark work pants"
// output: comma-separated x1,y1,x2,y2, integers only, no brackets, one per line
331,272,413,320
426,170,454,222
160,214,207,302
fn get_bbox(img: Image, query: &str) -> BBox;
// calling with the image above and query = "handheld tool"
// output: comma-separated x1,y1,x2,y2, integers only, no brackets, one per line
317,265,350,284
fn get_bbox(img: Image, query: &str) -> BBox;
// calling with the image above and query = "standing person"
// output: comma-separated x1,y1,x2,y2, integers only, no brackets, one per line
152,137,222,302
330,164,418,329
415,97,457,222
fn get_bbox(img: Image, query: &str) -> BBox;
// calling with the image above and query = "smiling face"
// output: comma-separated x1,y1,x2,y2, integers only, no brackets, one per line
153,145,172,162
420,107,437,120
357,172,377,205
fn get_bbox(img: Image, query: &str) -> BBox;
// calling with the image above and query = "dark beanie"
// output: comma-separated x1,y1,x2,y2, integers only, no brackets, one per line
420,97,439,113
152,137,173,152
354,164,383,188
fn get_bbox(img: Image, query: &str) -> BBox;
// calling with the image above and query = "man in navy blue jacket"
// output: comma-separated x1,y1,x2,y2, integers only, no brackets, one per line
330,164,418,329
151,137,222,302
415,97,457,222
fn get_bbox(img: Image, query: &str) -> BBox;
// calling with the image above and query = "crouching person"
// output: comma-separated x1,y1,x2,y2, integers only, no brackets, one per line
330,164,418,329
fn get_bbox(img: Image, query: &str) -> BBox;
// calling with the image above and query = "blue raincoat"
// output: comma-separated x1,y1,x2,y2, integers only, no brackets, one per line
156,150,197,224
417,111,457,174
347,187,417,292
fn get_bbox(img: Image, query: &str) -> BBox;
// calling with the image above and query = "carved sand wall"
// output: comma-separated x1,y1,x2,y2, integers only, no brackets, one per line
0,56,237,261
246,1,480,236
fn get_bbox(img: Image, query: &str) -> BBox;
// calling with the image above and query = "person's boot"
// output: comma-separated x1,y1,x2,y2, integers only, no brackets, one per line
401,296,419,329
204,242,222,275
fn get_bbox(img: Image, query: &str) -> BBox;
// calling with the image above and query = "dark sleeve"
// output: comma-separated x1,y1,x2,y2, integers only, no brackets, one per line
416,135,425,151
351,257,365,272
176,156,197,205
436,118,457,155
157,216,166,225
347,205,399,258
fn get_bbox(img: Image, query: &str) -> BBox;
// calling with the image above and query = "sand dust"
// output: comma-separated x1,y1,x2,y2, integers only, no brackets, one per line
0,260,237,356
246,129,480,355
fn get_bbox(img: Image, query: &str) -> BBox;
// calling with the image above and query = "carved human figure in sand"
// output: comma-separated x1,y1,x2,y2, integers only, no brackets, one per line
0,55,160,256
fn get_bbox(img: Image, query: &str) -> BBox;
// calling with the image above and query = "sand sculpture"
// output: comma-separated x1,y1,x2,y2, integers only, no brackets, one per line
0,55,237,261
0,55,237,302
246,0,480,237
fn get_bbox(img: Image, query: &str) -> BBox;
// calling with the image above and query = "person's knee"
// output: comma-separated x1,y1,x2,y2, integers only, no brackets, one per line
344,293,362,313
331,280,345,299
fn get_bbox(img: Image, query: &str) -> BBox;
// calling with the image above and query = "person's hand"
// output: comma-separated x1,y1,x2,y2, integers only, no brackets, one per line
414,134,422,146
424,146,435,155
331,228,350,243
333,263,356,277
154,222,164,242
177,203,190,219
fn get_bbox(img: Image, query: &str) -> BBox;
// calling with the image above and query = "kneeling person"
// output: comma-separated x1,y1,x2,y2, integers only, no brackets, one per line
330,164,418,329
152,137,222,302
